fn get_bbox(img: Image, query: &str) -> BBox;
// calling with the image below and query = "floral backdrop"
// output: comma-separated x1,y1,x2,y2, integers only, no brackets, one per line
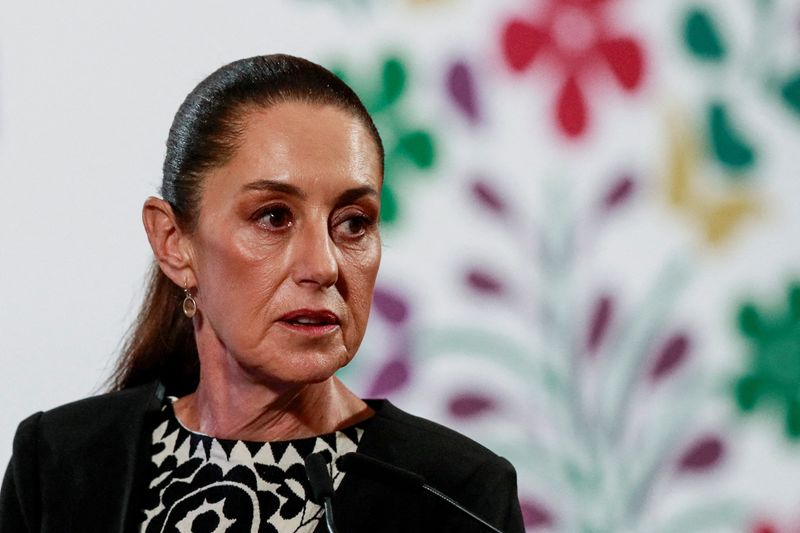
2,0,800,531
321,0,800,531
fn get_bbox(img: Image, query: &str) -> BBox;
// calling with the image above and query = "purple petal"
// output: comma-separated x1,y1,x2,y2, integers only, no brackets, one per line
367,358,411,397
372,286,410,324
649,333,691,382
520,497,555,528
601,175,636,212
471,178,507,216
587,295,613,355
448,392,497,418
466,268,505,296
446,61,480,122
677,435,725,473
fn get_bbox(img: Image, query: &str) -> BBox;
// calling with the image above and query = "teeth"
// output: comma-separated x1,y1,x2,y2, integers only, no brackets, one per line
296,317,323,325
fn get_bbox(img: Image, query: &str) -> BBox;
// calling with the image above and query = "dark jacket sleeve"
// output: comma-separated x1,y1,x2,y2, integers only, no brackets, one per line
0,458,27,532
0,412,43,533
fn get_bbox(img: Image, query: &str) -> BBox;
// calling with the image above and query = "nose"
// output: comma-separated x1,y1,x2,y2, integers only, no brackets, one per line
290,219,339,288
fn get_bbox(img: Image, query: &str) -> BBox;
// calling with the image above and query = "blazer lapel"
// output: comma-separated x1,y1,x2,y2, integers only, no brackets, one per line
120,381,165,532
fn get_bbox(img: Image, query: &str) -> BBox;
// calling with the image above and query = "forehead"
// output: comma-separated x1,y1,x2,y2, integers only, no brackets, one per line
227,101,382,187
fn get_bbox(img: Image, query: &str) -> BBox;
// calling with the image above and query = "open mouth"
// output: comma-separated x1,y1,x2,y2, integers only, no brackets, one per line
278,309,340,333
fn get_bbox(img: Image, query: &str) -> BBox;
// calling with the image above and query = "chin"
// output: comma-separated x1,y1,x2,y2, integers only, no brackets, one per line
258,348,351,386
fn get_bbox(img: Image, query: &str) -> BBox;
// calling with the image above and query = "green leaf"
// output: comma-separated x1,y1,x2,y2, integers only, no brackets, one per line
789,283,800,319
708,103,756,172
380,185,398,223
563,460,587,492
375,58,406,111
780,72,800,116
653,500,747,533
755,0,775,12
734,375,761,411
397,130,435,169
737,303,762,337
787,398,800,438
683,8,726,61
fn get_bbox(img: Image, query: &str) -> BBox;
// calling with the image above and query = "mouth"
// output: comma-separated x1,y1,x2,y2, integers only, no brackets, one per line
277,309,340,335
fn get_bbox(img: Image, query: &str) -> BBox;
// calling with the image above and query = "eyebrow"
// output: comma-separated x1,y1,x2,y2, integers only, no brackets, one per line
242,179,379,205
335,185,380,207
243,179,306,198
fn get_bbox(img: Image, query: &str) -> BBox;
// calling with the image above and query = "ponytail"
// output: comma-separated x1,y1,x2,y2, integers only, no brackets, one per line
108,264,198,394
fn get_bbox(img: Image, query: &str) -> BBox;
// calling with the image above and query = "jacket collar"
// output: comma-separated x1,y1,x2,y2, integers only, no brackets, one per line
102,381,165,532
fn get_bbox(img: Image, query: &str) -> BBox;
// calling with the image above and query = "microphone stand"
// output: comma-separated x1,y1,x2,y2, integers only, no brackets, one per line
321,498,338,533
305,453,339,533
422,484,503,533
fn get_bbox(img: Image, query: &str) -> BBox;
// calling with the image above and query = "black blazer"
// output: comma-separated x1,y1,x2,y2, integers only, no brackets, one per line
0,382,524,532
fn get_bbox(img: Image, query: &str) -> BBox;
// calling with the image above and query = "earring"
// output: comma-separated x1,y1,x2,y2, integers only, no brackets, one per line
182,281,197,318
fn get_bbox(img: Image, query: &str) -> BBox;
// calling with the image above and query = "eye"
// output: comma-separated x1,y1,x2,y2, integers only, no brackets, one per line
335,213,373,239
255,204,294,230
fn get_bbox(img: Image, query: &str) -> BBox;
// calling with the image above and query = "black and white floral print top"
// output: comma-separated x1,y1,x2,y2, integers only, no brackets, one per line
138,399,363,533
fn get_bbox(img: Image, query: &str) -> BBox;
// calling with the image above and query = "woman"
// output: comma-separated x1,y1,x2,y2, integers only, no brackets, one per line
0,54,524,532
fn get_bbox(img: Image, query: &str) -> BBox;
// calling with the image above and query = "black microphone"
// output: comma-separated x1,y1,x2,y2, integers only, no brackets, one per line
304,452,339,533
337,452,506,533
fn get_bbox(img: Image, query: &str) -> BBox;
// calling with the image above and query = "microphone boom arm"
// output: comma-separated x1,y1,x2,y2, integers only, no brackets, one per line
337,452,508,533
422,483,504,533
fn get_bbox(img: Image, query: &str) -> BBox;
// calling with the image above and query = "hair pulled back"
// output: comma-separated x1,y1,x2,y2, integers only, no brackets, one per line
110,54,384,394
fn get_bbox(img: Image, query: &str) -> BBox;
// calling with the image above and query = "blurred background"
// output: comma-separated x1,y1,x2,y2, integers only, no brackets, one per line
2,0,800,531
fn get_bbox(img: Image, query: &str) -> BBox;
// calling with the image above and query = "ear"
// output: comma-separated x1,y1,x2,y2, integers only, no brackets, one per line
142,197,197,288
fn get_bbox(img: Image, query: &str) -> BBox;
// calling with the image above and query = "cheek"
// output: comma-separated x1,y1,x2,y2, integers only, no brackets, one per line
341,240,381,324
195,229,286,316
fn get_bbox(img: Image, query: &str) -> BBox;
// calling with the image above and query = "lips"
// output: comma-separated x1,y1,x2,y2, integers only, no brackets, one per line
278,309,339,338
277,309,340,337
278,309,340,327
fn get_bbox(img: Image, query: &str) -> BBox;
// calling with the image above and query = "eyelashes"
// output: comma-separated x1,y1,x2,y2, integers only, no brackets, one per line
254,204,294,230
338,213,374,238
252,203,377,240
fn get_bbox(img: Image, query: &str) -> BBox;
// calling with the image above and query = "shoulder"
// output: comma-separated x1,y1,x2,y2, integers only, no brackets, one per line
360,400,516,487
12,381,164,455
364,399,498,458
5,382,167,531
355,400,523,531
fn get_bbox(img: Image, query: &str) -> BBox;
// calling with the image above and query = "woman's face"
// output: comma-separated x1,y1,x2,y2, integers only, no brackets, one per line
188,101,382,387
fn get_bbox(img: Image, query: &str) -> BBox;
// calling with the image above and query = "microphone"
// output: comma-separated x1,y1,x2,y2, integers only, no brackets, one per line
337,452,506,533
304,453,339,533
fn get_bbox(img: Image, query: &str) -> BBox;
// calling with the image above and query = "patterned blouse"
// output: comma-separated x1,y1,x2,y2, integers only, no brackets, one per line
138,399,363,533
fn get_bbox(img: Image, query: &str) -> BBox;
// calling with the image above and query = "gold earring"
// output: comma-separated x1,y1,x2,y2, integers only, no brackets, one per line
182,281,197,318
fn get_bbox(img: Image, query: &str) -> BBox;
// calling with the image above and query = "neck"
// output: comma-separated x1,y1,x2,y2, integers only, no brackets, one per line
174,327,372,441
175,375,370,441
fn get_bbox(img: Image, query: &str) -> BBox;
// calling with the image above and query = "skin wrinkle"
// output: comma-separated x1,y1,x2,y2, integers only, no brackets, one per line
153,102,382,441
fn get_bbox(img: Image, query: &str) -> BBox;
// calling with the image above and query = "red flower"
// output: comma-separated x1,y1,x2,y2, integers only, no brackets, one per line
502,0,645,138
751,522,778,533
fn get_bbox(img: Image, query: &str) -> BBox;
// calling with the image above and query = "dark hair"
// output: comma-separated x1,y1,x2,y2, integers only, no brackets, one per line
109,54,384,394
